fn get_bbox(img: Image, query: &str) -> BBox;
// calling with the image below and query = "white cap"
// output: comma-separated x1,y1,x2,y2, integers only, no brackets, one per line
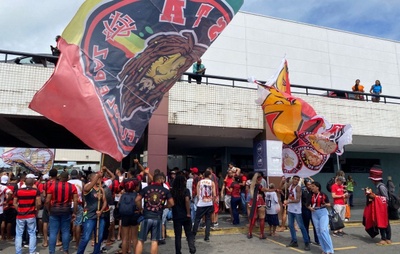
42,174,49,180
1,175,8,184
26,173,38,179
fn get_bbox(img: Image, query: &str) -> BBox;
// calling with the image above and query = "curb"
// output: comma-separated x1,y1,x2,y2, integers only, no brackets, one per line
166,220,400,237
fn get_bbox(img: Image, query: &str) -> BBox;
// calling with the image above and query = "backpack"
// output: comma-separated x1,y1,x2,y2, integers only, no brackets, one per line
118,192,137,216
326,177,335,192
378,183,400,210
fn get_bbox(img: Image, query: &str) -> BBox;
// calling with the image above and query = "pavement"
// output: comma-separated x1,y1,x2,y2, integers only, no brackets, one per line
1,205,399,253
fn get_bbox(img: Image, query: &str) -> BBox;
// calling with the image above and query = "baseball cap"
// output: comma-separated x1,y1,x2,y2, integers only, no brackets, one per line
26,173,38,179
42,174,49,180
70,169,79,176
190,167,199,174
1,175,9,184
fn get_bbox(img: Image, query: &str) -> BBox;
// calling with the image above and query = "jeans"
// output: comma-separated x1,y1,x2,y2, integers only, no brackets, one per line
312,209,334,253
302,207,319,244
379,222,391,241
173,218,196,254
192,205,213,240
231,197,241,224
77,218,105,254
49,214,71,254
15,217,36,254
190,197,198,224
240,192,247,215
348,191,353,206
288,211,310,243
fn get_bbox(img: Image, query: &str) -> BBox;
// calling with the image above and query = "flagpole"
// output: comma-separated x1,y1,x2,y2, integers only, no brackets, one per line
336,154,341,171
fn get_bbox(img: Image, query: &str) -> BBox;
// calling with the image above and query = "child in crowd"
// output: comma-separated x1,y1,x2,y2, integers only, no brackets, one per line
265,183,280,236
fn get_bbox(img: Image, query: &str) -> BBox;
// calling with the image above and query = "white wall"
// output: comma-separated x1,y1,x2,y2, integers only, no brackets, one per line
201,12,400,96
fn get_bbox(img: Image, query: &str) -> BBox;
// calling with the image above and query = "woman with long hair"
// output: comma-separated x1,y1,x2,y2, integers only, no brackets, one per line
306,181,334,254
247,173,268,239
171,175,196,254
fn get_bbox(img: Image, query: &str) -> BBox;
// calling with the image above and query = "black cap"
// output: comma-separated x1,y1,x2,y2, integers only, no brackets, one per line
70,169,78,176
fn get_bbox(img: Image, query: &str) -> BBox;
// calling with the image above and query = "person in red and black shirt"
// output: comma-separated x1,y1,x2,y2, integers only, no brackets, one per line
227,176,241,225
40,168,58,247
306,181,333,254
13,177,41,254
46,171,78,254
3,175,17,241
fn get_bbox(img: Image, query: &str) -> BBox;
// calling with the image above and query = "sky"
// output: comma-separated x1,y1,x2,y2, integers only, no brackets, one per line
1,0,400,55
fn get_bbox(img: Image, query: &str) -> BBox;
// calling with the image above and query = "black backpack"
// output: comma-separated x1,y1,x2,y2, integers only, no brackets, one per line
118,192,137,216
378,183,400,210
326,177,335,192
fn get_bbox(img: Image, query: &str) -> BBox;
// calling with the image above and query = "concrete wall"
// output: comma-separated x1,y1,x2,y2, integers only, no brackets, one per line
201,12,400,97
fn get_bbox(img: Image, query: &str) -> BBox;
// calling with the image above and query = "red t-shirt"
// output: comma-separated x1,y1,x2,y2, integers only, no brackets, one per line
224,177,234,195
15,188,40,219
47,181,77,207
331,183,345,205
230,182,241,198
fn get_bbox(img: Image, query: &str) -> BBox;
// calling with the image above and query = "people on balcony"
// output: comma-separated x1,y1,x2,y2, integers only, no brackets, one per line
370,80,382,102
352,79,365,100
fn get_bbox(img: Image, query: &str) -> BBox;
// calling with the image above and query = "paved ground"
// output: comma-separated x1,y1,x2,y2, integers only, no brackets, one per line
1,205,399,253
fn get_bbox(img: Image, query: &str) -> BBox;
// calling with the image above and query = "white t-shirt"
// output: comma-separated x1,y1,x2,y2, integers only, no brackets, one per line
287,184,302,214
186,178,193,199
0,185,11,214
68,179,83,206
265,191,279,215
197,179,213,207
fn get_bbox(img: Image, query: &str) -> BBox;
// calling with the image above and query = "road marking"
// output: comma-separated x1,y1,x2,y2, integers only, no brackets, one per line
252,232,305,253
334,246,357,250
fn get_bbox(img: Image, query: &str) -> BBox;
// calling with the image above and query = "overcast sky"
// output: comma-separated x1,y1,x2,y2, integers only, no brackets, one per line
1,0,400,55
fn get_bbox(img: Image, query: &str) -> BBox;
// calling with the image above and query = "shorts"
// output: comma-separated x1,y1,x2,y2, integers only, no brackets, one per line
162,208,169,225
213,202,219,214
4,208,16,223
224,195,232,209
109,205,115,223
266,214,279,226
121,214,140,227
37,209,43,219
74,205,83,226
333,204,346,221
42,209,49,223
138,218,162,242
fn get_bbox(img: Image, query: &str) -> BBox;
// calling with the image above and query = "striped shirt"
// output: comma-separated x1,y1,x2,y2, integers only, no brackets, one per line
15,187,40,219
47,181,77,208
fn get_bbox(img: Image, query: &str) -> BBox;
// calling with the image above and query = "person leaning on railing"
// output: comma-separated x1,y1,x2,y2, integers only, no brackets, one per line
352,79,365,100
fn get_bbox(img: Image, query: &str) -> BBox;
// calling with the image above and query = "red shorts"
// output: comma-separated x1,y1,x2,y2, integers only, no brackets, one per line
213,202,219,214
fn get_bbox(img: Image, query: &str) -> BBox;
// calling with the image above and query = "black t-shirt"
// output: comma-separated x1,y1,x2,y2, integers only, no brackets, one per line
139,183,171,220
172,188,190,221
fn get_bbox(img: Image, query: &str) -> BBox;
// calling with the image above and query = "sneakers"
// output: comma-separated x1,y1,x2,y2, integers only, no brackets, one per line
213,222,219,227
158,239,166,245
340,231,348,235
344,218,349,222
204,238,210,242
259,234,266,240
247,233,253,239
332,232,343,237
304,243,311,251
286,241,299,247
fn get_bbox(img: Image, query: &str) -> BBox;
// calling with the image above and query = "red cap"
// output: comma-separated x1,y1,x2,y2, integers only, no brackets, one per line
190,167,199,174
369,165,383,181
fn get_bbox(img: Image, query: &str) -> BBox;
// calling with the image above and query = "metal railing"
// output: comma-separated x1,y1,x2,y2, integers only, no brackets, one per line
0,49,397,104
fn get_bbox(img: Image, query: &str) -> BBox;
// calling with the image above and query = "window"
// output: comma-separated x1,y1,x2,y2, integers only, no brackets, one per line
342,158,380,173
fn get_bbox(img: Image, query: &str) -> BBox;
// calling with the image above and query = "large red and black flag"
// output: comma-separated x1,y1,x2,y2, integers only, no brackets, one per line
253,58,353,178
30,0,243,161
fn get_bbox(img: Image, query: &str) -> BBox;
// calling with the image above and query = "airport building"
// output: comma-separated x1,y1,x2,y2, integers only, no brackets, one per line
1,11,400,203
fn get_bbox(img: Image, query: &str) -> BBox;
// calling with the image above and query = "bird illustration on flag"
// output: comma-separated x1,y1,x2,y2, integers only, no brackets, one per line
252,58,352,177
